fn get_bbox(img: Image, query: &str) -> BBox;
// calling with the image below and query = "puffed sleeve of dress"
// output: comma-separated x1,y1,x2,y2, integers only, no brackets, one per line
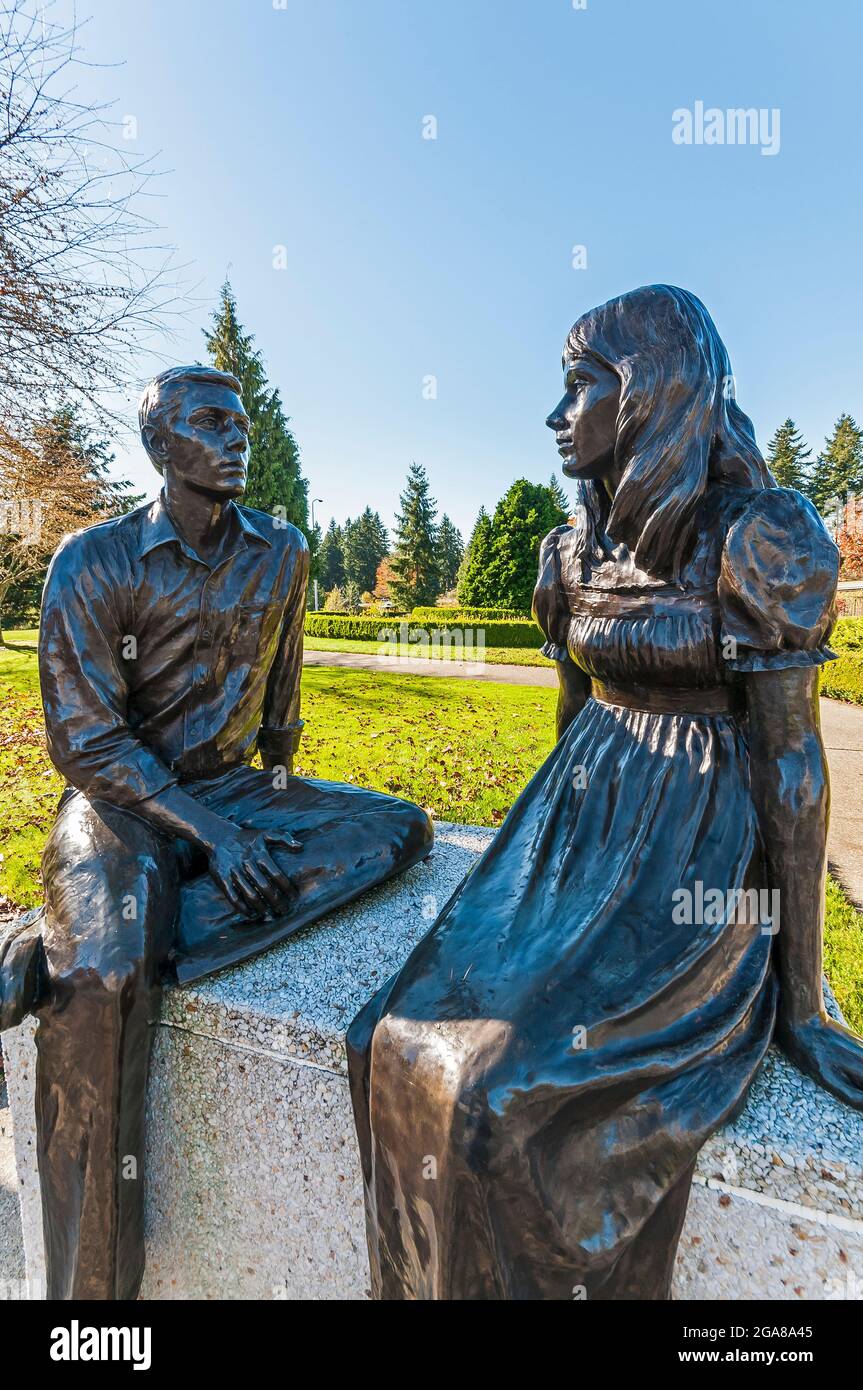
533,524,574,662
718,487,839,674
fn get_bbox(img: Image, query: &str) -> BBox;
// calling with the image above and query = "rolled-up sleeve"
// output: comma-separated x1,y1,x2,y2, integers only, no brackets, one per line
38,531,177,808
258,528,310,768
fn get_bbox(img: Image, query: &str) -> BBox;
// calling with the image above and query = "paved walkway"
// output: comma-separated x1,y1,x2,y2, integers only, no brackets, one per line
820,698,863,909
303,648,559,685
304,650,863,906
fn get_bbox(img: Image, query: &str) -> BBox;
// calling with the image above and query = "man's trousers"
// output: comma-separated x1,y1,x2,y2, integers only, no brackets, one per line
28,767,432,1299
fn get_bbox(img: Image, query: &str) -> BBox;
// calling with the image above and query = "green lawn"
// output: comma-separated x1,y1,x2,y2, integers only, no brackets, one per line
823,877,863,1033
296,665,557,823
1,629,861,1031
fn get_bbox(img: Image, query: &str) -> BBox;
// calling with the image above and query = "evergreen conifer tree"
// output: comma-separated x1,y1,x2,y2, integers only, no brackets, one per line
436,514,465,592
547,474,571,517
317,519,345,591
482,479,568,611
204,281,310,534
389,461,440,609
809,414,863,516
343,507,389,592
457,507,494,606
765,419,812,491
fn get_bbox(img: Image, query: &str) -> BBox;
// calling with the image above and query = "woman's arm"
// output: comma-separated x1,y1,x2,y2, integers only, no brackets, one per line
554,655,591,742
746,666,863,1109
532,525,590,742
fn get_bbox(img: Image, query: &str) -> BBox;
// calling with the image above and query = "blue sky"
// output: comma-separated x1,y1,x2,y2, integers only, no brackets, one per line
61,0,861,539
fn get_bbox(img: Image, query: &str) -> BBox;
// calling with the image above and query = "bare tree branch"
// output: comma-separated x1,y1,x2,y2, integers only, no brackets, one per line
0,0,188,434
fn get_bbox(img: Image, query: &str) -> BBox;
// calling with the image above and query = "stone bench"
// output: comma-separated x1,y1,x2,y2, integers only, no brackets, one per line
4,823,863,1300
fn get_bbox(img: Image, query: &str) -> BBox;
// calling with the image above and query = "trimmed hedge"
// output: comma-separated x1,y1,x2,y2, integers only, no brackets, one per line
832,617,863,652
315,608,409,619
304,613,543,648
820,655,863,706
410,606,532,622
819,617,863,706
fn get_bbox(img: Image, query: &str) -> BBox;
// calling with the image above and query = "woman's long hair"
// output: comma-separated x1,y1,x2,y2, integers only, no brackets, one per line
565,285,775,581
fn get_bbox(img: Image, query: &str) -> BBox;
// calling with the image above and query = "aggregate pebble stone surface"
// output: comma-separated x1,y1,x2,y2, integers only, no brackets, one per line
143,1029,370,1300
673,1182,863,1301
0,1078,26,1294
697,1046,863,1222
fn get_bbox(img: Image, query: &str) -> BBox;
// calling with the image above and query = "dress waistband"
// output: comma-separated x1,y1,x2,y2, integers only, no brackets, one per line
591,680,743,716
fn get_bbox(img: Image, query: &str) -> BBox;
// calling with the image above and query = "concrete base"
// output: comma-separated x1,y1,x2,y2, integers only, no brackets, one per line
4,823,863,1300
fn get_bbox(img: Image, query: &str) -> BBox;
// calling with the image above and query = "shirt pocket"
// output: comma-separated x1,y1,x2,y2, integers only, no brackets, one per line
231,600,282,662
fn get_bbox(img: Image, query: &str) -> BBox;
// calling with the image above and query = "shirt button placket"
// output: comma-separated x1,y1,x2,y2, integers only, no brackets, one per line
198,576,214,694
187,570,214,755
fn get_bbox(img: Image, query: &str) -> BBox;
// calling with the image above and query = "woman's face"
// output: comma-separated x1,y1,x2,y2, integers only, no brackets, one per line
546,355,620,479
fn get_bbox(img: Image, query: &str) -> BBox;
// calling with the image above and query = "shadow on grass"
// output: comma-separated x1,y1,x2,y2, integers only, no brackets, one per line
303,667,457,709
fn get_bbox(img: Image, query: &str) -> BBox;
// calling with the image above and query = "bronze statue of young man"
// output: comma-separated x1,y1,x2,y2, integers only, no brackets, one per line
0,364,432,1300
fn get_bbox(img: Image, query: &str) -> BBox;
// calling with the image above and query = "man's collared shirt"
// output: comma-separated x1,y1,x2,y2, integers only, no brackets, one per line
39,493,309,808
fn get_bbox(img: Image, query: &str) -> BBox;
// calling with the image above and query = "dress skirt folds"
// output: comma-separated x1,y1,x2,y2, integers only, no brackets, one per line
347,483,840,1300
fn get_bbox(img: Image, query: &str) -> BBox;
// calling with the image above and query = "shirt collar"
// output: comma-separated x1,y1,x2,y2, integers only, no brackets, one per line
235,506,274,548
140,492,272,562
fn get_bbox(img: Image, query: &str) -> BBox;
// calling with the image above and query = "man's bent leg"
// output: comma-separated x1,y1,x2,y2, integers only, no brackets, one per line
34,793,179,1300
174,769,433,982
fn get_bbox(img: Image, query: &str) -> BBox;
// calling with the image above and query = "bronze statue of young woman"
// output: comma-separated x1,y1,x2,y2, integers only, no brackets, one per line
348,285,863,1300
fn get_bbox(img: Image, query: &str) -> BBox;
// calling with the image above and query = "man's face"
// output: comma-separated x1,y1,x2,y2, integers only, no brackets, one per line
149,382,250,497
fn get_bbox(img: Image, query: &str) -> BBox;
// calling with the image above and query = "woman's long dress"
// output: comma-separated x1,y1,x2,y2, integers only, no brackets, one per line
347,483,839,1300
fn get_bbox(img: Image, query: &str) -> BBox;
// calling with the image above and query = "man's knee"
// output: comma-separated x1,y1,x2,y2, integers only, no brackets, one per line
385,797,434,861
41,795,179,980
332,789,433,870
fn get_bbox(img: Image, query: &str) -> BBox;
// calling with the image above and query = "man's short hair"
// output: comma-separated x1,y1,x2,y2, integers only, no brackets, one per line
138,365,243,473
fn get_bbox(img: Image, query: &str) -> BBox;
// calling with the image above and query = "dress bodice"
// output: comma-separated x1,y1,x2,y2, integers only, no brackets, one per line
533,484,839,691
